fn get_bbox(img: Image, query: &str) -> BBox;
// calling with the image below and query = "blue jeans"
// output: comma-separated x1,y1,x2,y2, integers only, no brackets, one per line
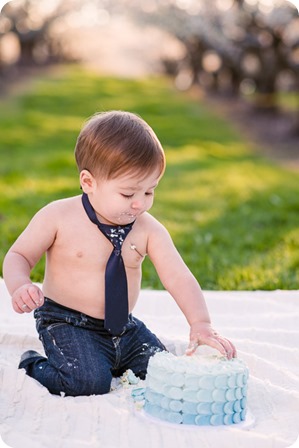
19,298,166,396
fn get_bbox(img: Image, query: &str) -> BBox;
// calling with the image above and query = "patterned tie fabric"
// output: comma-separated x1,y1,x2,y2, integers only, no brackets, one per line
82,193,134,335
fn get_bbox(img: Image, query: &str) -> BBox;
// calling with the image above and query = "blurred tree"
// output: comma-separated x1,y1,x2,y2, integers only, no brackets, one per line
0,0,113,73
0,0,80,66
125,0,299,113
232,0,298,110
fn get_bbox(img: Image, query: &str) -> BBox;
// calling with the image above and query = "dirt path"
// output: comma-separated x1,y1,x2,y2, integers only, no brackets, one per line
204,93,299,171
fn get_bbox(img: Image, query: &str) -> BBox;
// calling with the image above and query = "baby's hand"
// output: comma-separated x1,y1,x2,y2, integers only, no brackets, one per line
12,283,44,314
185,321,237,360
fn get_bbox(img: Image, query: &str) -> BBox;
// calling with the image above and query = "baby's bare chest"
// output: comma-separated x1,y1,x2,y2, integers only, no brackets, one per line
49,222,147,269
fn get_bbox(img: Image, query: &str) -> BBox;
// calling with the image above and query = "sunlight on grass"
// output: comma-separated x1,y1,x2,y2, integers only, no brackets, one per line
1,177,78,199
1,65,299,289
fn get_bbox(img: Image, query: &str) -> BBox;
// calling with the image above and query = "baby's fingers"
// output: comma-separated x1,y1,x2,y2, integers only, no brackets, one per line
185,339,199,356
28,285,44,307
203,336,230,358
220,337,237,359
11,284,44,314
209,336,237,360
185,333,237,359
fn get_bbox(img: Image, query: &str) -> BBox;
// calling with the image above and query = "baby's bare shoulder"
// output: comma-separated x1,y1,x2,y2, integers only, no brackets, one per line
136,212,167,234
38,196,81,218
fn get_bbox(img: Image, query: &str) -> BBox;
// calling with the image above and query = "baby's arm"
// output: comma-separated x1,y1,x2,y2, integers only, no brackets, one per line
147,218,236,359
3,203,58,314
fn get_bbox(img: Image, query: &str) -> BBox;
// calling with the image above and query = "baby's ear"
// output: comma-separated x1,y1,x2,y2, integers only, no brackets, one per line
79,169,95,193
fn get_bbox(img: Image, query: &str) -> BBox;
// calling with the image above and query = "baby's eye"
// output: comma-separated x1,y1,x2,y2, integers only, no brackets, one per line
121,193,134,199
145,191,154,196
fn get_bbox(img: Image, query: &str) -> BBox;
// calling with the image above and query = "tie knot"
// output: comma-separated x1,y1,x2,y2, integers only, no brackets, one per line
101,225,131,251
81,193,134,252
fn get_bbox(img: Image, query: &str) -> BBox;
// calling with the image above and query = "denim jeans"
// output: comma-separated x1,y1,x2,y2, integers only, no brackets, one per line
19,298,166,396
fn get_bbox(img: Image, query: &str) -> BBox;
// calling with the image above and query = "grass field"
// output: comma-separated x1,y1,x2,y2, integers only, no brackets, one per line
1,65,299,290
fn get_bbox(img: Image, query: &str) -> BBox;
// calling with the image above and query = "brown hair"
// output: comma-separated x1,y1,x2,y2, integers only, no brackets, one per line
74,110,166,180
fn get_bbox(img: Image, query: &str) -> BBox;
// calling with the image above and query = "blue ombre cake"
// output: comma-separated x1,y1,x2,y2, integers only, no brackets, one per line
143,351,248,426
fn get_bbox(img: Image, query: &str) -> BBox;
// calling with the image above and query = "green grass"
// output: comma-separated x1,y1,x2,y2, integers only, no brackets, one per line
1,65,299,290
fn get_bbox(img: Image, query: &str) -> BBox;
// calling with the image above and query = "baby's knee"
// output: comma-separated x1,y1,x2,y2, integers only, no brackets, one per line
59,365,112,397
65,375,111,396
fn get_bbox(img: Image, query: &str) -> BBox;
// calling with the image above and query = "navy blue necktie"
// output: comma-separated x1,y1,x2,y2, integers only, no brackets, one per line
82,193,134,335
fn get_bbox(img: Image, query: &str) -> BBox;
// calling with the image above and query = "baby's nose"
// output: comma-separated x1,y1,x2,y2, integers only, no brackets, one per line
131,200,143,210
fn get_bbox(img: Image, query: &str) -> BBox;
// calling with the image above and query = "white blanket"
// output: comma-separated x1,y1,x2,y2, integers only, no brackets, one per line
1,279,299,448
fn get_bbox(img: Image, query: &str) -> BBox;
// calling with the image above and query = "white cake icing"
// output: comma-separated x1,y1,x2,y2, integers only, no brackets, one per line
143,351,249,426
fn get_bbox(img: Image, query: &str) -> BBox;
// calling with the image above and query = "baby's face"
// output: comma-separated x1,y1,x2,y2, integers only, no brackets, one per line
90,169,161,225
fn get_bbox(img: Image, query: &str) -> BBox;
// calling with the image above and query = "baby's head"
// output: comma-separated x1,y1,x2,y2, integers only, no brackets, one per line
75,111,166,181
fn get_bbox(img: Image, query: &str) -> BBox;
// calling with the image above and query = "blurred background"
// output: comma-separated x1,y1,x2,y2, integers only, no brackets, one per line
0,0,299,290
1,0,299,112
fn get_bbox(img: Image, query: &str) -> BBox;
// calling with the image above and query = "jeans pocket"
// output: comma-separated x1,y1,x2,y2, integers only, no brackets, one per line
47,322,67,330
36,313,67,333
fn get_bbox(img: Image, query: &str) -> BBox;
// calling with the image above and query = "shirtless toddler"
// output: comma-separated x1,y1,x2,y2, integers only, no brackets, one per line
3,110,236,396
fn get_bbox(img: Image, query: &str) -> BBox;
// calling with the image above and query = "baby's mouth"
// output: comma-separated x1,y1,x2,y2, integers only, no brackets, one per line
118,212,137,223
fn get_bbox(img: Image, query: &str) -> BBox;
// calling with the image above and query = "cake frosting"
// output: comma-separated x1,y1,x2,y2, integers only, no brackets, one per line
143,351,249,426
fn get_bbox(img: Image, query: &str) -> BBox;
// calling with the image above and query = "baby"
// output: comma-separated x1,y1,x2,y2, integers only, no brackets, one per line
3,110,236,396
